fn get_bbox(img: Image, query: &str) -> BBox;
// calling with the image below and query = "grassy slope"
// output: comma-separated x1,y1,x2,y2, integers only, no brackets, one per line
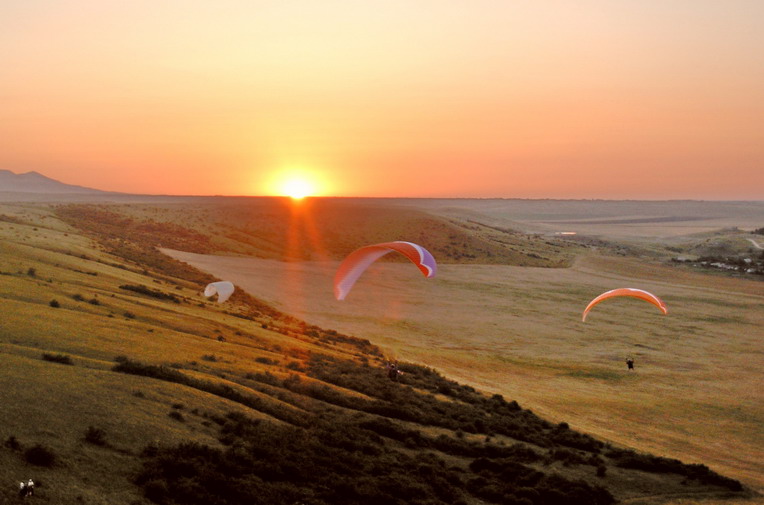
0,201,756,504
77,198,584,266
0,204,366,504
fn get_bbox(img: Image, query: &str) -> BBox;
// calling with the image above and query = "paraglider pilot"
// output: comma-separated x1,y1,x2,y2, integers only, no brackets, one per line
386,361,402,382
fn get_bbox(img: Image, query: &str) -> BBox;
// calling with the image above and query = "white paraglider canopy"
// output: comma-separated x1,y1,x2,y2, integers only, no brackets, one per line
204,281,235,303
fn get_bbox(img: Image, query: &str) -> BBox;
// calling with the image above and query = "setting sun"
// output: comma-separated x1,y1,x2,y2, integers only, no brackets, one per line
264,168,329,199
282,178,313,200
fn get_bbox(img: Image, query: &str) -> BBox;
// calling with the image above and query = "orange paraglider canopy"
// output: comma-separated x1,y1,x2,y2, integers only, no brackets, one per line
582,288,667,322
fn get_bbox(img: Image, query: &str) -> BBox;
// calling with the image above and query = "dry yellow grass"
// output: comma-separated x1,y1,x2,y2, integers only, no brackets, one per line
0,203,363,503
168,248,764,492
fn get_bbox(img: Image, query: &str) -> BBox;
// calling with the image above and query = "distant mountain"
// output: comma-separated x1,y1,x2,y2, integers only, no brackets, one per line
0,169,107,194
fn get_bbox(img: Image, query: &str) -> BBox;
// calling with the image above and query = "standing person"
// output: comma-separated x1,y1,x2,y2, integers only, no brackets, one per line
26,479,34,496
18,481,26,498
387,361,398,381
387,361,403,381
626,357,635,371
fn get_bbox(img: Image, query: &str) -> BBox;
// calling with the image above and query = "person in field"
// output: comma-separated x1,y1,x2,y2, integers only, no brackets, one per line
626,357,635,371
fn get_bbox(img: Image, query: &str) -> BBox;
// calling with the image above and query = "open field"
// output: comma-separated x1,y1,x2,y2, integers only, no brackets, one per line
167,245,764,491
402,199,764,238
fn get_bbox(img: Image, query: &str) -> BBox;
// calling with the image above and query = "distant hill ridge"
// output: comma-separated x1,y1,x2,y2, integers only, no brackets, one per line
0,169,106,194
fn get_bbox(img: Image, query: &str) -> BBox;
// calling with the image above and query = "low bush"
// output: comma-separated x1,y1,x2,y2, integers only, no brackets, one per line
42,353,73,365
84,426,107,446
137,414,470,505
4,435,21,451
25,444,56,467
119,284,181,303
607,448,742,491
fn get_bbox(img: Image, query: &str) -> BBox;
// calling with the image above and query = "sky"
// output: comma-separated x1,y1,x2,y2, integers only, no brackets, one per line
1,1,763,199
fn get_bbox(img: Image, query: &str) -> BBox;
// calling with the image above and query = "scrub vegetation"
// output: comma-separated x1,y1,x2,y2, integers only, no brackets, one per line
0,200,758,504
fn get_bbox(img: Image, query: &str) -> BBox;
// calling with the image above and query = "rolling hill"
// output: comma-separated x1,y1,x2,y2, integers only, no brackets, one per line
0,170,107,195
54,199,586,267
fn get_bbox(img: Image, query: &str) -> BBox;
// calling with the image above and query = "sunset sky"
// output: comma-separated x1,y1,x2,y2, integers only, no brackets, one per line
1,1,762,199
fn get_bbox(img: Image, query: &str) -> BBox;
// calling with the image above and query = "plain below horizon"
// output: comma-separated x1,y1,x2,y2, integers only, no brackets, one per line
1,169,763,202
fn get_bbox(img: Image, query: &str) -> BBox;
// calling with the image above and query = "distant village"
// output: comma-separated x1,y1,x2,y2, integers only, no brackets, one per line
672,228,764,278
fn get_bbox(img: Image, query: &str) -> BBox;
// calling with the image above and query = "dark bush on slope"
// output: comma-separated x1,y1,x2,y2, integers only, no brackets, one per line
606,448,742,491
119,284,181,303
25,444,57,467
307,354,603,452
137,412,615,505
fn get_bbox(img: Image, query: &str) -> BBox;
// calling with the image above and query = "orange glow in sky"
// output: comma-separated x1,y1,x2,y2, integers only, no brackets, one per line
1,1,763,199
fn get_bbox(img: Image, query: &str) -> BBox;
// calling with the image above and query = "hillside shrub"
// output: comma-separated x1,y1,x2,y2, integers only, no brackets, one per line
607,448,742,491
4,435,21,451
84,426,107,446
549,448,596,467
137,414,470,505
25,444,56,467
119,284,181,303
49,299,60,308
113,359,188,383
42,353,73,365
683,464,743,491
